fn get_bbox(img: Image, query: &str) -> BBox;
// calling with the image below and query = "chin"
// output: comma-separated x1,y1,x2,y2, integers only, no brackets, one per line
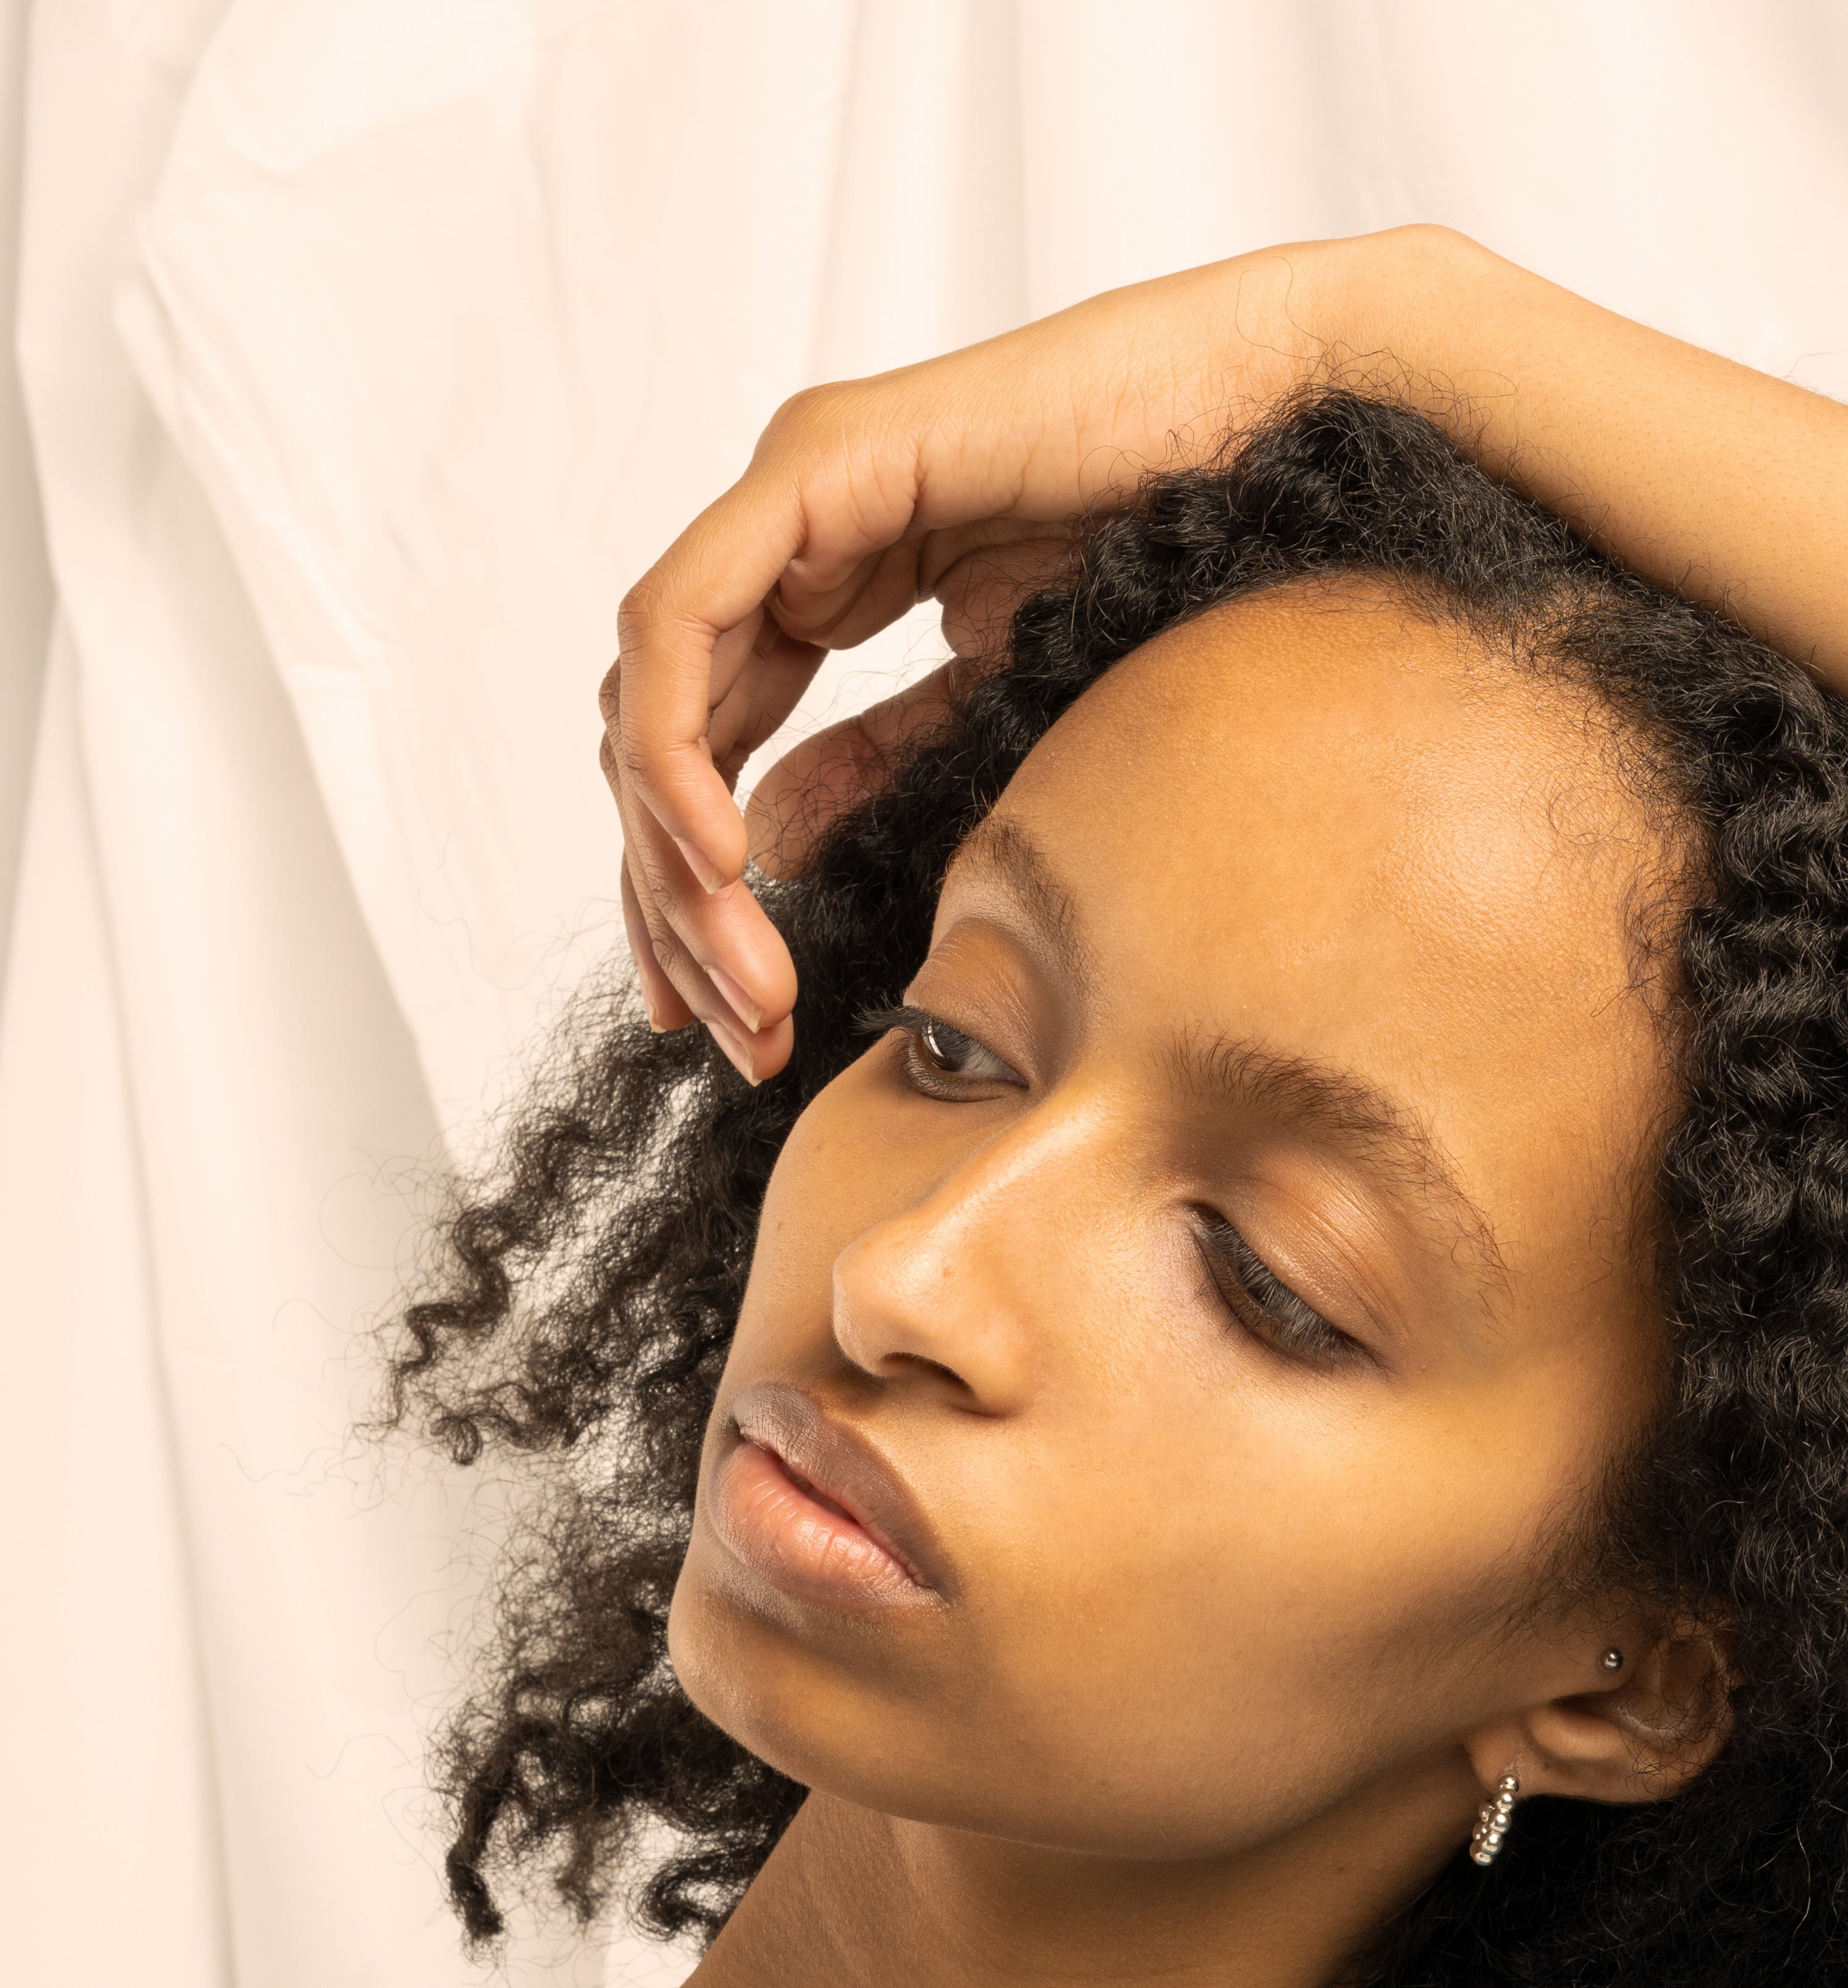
666,1535,1245,1862
665,1532,994,1834
669,1527,908,1790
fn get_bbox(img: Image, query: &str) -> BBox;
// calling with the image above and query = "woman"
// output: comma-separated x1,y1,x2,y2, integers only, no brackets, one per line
390,234,1848,1984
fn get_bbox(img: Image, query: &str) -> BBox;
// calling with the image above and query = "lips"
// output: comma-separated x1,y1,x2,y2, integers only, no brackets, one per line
710,1381,951,1609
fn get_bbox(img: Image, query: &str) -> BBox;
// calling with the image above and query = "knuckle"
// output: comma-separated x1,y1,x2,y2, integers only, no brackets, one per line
625,830,686,911
616,576,666,647
597,659,623,724
612,727,652,788
770,380,849,436
626,886,678,976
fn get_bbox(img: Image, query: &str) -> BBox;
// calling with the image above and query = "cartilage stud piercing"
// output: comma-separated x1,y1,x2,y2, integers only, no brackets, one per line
1600,1648,1624,1672
1470,1771,1520,1867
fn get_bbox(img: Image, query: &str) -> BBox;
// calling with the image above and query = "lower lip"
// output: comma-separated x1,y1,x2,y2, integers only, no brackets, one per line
711,1440,933,1609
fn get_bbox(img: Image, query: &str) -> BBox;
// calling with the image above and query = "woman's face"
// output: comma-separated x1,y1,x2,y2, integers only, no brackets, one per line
669,586,1678,1861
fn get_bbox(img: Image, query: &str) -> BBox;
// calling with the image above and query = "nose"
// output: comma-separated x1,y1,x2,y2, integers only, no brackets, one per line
829,1088,1112,1414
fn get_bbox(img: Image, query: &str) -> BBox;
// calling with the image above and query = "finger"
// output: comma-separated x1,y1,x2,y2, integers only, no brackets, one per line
611,345,1097,886
605,692,804,1046
611,401,939,885
620,865,695,1033
745,659,974,879
626,858,797,1084
916,516,1067,599
704,600,777,729
615,253,1281,878
619,826,798,1082
749,531,1068,879
628,877,796,1084
707,1007,797,1088
774,519,1077,657
613,754,800,1031
770,538,926,650
612,525,818,891
707,623,828,790
724,376,1057,649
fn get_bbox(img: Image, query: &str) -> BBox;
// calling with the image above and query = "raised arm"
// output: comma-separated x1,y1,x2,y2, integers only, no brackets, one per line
604,225,1848,1079
1377,229,1848,678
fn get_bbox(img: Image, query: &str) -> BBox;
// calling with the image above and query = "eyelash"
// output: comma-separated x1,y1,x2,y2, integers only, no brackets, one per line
864,1005,1365,1375
861,1003,1024,1096
1195,1217,1368,1374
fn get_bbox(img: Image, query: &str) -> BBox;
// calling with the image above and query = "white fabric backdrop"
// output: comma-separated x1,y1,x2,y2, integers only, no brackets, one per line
0,0,51,985
1,4,1844,1983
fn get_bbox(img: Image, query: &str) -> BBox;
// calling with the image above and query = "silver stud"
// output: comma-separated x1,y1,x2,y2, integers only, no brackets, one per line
1600,1648,1624,1673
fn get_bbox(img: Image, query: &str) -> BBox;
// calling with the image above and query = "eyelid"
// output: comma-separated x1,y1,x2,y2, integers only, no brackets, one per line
861,1001,1026,1090
858,1001,933,1040
1196,1216,1375,1374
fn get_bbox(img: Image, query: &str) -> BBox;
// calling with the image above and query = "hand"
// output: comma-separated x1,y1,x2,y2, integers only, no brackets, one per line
602,235,1371,1080
606,219,1848,1084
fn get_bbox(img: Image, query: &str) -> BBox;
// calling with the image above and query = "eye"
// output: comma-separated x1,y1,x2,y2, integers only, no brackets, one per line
1196,1216,1369,1373
860,1003,1024,1098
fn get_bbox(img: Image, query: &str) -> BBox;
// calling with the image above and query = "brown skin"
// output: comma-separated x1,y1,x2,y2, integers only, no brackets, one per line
667,589,1728,1988
598,226,1848,1077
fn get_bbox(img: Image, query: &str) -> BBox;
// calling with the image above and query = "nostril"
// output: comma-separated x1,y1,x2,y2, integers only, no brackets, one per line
832,1227,1033,1410
884,1351,973,1391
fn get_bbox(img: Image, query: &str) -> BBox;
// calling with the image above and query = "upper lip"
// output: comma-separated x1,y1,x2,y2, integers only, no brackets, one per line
725,1381,955,1598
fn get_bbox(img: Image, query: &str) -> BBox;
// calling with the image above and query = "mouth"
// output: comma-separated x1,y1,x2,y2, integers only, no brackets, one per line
709,1381,951,1610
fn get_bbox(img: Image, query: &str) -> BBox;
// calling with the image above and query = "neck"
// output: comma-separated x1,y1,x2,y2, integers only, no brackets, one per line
688,1760,1478,1988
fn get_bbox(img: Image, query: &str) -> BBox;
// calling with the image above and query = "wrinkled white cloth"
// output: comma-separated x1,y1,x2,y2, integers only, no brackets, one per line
1,4,1844,1984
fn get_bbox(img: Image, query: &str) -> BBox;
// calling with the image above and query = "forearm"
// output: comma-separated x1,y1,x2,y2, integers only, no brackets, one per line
1335,227,1848,682
609,225,1846,1060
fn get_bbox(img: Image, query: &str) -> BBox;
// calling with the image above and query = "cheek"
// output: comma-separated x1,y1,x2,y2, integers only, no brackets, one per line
923,1385,1548,1847
915,1292,1635,1853
671,1059,1635,1858
722,1059,918,1368
677,1376,1567,1861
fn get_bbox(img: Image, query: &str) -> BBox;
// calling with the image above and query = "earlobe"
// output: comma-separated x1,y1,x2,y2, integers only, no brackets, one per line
1482,1625,1734,1809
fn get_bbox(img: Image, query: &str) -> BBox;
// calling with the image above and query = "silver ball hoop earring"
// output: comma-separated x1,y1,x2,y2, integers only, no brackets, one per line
1470,1770,1520,1866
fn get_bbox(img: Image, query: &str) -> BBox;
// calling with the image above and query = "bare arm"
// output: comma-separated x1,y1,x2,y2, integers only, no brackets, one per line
1370,228,1848,679
604,226,1848,1077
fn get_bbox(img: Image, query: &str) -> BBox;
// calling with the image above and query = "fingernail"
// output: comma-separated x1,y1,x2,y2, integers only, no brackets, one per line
675,837,727,894
707,965,763,1034
707,1017,759,1086
643,996,686,1034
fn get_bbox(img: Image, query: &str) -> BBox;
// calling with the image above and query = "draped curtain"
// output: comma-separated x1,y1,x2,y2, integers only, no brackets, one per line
1,5,1843,1982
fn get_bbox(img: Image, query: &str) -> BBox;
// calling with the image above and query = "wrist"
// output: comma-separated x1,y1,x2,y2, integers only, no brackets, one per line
1190,228,1489,415
1315,224,1498,389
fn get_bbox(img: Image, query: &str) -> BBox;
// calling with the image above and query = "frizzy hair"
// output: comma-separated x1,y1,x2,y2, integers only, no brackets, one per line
382,389,1848,1983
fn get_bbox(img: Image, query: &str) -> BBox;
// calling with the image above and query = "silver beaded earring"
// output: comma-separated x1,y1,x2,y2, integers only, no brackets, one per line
1600,1647,1624,1673
1470,1770,1520,1866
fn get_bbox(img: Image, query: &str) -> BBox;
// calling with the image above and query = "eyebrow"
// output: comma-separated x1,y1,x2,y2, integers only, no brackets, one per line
1167,1033,1508,1288
950,814,1095,991
950,813,1506,1287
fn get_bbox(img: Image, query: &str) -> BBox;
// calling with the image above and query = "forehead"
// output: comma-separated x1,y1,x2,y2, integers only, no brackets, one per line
943,588,1676,1288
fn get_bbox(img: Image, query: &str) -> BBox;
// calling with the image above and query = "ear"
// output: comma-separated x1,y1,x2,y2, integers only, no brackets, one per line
1463,1623,1734,1807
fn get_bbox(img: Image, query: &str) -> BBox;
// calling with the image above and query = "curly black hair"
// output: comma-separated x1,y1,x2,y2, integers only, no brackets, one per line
383,389,1848,1984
